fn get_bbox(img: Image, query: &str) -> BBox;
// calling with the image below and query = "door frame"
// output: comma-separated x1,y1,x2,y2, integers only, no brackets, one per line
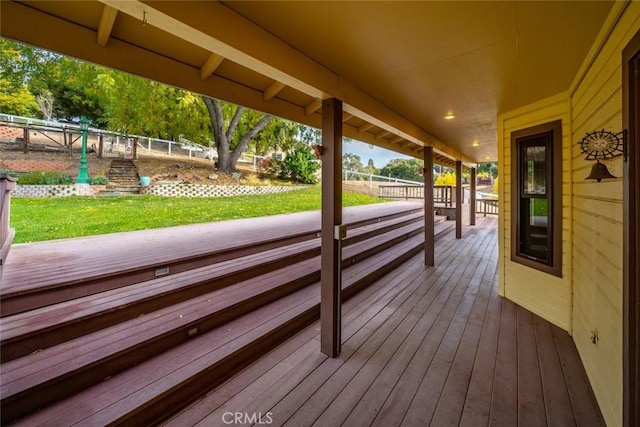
623,28,640,427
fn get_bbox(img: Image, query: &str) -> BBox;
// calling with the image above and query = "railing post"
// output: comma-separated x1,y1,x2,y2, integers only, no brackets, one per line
0,174,17,283
424,147,435,266
98,133,104,159
455,161,462,239
470,167,476,226
22,126,29,154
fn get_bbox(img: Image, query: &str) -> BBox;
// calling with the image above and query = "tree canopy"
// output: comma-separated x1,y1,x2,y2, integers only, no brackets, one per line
0,39,307,173
379,158,424,182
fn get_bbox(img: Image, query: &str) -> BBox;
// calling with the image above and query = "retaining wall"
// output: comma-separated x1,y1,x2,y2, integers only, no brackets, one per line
13,185,106,198
147,182,307,198
12,183,306,198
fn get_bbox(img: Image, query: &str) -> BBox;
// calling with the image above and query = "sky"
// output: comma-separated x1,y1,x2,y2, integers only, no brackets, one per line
342,140,411,169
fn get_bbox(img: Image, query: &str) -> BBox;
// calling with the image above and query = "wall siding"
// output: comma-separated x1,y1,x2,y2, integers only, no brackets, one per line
497,94,572,331
570,4,640,425
497,5,638,424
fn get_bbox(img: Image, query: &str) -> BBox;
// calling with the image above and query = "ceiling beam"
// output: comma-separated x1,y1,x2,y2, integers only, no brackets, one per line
342,113,353,123
263,81,285,101
200,53,224,81
358,123,374,134
1,0,476,164
390,135,404,144
97,4,118,47
99,0,474,163
305,99,322,116
376,130,391,139
101,0,332,98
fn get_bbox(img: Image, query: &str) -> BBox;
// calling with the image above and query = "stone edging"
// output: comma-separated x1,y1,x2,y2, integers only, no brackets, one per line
12,185,106,198
12,183,307,198
147,183,307,198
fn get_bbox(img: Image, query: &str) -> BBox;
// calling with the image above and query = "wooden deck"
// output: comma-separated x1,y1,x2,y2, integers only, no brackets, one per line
0,208,603,426
164,217,604,427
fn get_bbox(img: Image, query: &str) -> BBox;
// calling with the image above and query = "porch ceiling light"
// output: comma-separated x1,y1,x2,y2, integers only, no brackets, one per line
472,140,479,147
444,113,455,120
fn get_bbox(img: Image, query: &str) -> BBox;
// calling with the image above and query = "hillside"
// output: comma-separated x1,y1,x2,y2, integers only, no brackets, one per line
0,128,262,186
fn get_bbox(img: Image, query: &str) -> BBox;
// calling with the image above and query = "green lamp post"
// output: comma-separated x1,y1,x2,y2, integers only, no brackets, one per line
76,116,90,184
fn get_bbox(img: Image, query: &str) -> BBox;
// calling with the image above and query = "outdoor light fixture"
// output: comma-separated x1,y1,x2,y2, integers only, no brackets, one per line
578,129,626,182
76,116,91,184
444,114,455,120
312,144,325,158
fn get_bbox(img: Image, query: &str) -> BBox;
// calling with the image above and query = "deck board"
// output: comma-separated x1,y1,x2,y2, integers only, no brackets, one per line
1,202,423,293
166,217,604,427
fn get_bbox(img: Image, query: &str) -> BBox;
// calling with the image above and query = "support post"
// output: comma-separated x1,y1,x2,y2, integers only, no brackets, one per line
456,160,462,239
22,127,29,154
98,133,104,159
321,98,343,357
424,147,434,266
470,167,476,226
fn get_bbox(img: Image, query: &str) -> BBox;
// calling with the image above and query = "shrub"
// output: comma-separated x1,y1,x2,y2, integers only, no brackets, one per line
280,144,320,184
16,171,72,185
90,176,109,185
257,157,282,180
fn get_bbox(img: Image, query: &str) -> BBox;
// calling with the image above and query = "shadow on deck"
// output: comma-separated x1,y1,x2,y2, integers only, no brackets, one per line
0,204,602,426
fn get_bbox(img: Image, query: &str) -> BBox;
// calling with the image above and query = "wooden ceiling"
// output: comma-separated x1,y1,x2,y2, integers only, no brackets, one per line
0,1,614,167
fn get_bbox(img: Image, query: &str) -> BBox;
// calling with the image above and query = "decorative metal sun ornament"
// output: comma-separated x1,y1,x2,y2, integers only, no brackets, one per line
578,129,625,161
578,129,627,182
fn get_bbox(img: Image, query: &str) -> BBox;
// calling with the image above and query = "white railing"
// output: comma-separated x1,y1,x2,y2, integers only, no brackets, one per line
343,169,424,187
0,113,216,160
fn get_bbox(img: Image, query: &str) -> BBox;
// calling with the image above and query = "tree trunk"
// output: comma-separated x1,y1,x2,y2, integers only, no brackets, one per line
202,96,273,174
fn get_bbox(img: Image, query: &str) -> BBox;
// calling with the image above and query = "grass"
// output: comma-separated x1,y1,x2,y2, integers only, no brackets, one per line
10,186,387,243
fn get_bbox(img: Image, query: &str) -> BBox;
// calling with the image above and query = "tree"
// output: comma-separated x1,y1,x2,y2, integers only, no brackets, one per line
0,39,39,116
35,90,54,121
250,118,300,155
342,153,365,172
364,158,377,175
379,158,423,181
435,171,457,186
2,40,283,171
202,96,273,173
477,162,498,178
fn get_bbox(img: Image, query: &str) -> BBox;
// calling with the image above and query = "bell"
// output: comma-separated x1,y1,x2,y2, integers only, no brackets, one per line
585,160,616,182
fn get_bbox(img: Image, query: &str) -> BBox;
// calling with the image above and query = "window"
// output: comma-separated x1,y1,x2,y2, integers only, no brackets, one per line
511,120,562,277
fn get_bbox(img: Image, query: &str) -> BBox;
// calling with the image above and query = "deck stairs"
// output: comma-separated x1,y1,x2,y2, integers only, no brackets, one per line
0,208,454,425
104,159,140,195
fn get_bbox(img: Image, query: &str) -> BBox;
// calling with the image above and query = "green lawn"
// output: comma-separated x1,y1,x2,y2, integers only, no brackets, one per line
10,186,386,243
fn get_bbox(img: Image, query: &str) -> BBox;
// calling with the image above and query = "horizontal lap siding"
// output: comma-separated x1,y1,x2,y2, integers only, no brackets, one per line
569,4,640,425
498,95,572,331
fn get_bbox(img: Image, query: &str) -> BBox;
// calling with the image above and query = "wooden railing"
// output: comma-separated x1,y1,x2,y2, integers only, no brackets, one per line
1,173,18,281
434,185,453,206
378,185,424,200
378,184,498,216
476,198,499,216
378,185,454,204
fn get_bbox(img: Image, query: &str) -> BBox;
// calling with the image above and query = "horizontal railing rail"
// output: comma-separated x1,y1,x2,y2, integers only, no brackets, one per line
476,198,499,216
0,113,215,160
378,185,423,200
344,169,424,186
378,185,456,203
